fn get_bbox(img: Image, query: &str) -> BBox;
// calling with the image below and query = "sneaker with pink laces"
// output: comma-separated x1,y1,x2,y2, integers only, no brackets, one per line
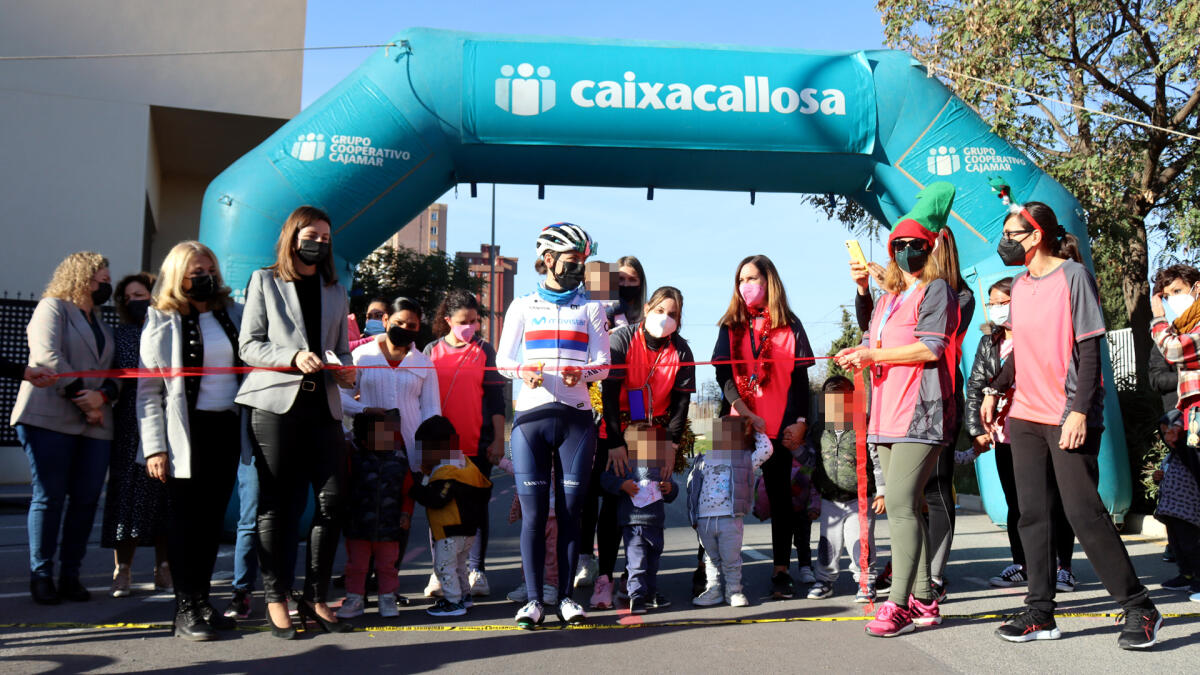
590,574,614,610
865,601,914,637
909,595,943,627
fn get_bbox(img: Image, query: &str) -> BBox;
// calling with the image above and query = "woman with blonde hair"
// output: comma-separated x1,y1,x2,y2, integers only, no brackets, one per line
712,254,814,600
11,251,116,605
237,206,355,638
137,241,243,641
836,182,962,637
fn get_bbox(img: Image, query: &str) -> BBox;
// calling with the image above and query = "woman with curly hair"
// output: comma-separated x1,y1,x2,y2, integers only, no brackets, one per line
11,251,116,605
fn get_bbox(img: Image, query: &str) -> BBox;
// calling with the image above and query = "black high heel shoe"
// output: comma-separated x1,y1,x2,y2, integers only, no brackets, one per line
266,601,297,640
290,591,352,634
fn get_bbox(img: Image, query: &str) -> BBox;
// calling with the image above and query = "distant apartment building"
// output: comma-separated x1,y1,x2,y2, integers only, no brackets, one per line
456,244,518,342
386,203,447,253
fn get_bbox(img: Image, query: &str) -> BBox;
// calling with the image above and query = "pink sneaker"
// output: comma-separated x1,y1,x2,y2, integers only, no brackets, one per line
908,594,943,627
865,601,914,637
590,574,614,610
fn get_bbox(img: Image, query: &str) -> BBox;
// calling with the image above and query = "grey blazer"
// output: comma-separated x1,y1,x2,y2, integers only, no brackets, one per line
9,297,115,439
235,269,352,417
137,304,250,479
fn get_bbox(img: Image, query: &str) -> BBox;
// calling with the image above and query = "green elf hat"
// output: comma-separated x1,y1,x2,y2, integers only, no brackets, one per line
989,176,1043,233
888,181,956,250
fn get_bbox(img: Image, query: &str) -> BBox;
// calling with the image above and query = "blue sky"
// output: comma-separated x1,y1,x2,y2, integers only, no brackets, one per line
301,0,892,386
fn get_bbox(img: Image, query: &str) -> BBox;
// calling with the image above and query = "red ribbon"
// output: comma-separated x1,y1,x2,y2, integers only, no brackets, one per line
56,355,835,380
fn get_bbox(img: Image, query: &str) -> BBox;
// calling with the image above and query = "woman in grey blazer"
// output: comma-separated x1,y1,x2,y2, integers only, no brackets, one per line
237,206,355,639
138,241,245,641
10,252,117,605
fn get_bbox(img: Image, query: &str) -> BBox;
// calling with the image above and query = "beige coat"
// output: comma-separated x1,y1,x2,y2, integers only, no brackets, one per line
9,297,115,439
235,269,352,417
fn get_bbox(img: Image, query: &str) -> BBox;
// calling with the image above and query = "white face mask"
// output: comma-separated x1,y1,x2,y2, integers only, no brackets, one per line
1166,292,1196,320
989,304,1010,326
644,313,678,338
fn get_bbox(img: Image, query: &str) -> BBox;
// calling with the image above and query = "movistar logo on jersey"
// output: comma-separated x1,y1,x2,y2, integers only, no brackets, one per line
468,40,875,155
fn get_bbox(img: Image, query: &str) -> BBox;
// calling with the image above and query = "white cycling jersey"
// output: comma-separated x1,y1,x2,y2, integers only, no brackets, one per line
495,287,611,412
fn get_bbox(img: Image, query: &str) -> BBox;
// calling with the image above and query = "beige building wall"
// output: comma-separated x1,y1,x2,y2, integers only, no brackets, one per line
388,203,448,253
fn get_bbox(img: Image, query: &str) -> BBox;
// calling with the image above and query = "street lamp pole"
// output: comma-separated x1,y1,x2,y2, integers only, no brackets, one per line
489,183,497,341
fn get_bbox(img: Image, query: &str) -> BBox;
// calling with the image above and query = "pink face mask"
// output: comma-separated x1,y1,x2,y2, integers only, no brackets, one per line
450,322,476,343
739,282,767,308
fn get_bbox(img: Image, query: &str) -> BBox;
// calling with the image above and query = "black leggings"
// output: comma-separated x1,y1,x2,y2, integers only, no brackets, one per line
581,438,621,578
761,437,796,568
251,394,345,604
1009,420,1148,613
166,410,240,598
924,443,955,581
510,403,596,603
994,442,1074,569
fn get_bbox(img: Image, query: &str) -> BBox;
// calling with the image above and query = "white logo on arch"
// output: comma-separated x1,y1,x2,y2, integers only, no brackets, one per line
927,146,961,176
495,63,556,116
290,133,326,161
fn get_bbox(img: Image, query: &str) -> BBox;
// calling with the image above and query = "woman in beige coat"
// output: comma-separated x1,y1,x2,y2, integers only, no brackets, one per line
11,252,116,605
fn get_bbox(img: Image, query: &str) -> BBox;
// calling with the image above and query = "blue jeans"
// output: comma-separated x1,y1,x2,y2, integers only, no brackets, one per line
18,424,111,580
233,454,260,591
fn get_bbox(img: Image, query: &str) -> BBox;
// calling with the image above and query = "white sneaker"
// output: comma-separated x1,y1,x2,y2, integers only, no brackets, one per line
336,593,364,619
1190,591,1200,603
729,592,750,607
574,554,598,589
693,585,724,607
424,573,443,598
516,600,544,629
507,583,528,604
557,597,587,624
798,566,817,584
378,593,399,618
469,569,490,597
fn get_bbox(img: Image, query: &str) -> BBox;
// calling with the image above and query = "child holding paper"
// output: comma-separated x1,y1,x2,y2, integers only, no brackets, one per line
602,423,679,615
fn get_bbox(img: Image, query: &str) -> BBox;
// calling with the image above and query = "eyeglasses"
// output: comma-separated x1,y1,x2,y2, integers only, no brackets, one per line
891,239,929,254
1002,228,1035,241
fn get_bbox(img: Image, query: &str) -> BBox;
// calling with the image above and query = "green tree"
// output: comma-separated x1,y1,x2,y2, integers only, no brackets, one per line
351,245,485,345
859,0,1200,387
825,307,865,382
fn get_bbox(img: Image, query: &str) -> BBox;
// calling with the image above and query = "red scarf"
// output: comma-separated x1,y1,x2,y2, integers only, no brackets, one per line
733,307,773,401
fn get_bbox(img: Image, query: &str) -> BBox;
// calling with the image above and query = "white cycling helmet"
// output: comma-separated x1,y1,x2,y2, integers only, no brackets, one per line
535,223,596,260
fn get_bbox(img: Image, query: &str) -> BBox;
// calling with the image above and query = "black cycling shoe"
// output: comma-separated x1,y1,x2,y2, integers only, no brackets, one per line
30,577,61,605
648,593,672,610
771,572,795,600
629,596,647,615
995,607,1061,643
1116,606,1163,650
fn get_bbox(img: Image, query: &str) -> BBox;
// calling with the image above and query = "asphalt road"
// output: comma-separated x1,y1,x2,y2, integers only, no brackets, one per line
1,469,1197,673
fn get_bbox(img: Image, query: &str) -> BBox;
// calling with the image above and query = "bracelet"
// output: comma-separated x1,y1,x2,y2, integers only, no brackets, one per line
982,387,1001,396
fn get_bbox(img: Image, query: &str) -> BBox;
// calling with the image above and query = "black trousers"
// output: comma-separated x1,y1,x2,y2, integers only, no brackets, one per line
1161,515,1200,578
250,392,345,604
581,437,621,577
994,442,1075,569
166,410,240,598
762,437,795,568
1009,419,1149,613
923,443,956,581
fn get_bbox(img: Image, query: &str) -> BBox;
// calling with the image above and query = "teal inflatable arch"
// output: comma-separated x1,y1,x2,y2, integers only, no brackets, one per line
199,27,1131,522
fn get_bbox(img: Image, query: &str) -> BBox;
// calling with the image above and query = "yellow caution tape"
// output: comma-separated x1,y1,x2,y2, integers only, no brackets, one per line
2,611,1199,634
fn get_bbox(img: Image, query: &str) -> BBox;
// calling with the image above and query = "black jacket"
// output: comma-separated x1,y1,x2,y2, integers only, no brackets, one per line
1149,346,1180,412
964,327,1005,439
344,446,414,542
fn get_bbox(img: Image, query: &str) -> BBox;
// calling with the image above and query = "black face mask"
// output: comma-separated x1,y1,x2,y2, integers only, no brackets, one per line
297,240,330,266
387,325,419,348
126,299,150,324
553,259,586,289
92,282,112,306
618,284,641,304
997,238,1030,267
185,274,217,302
893,242,930,274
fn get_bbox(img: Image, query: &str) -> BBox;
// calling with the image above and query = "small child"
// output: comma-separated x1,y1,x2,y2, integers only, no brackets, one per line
807,376,884,603
688,415,773,608
602,423,679,614
336,411,414,619
409,416,492,618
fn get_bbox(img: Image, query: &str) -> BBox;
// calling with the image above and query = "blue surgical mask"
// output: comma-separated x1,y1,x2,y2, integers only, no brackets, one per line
363,318,386,336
